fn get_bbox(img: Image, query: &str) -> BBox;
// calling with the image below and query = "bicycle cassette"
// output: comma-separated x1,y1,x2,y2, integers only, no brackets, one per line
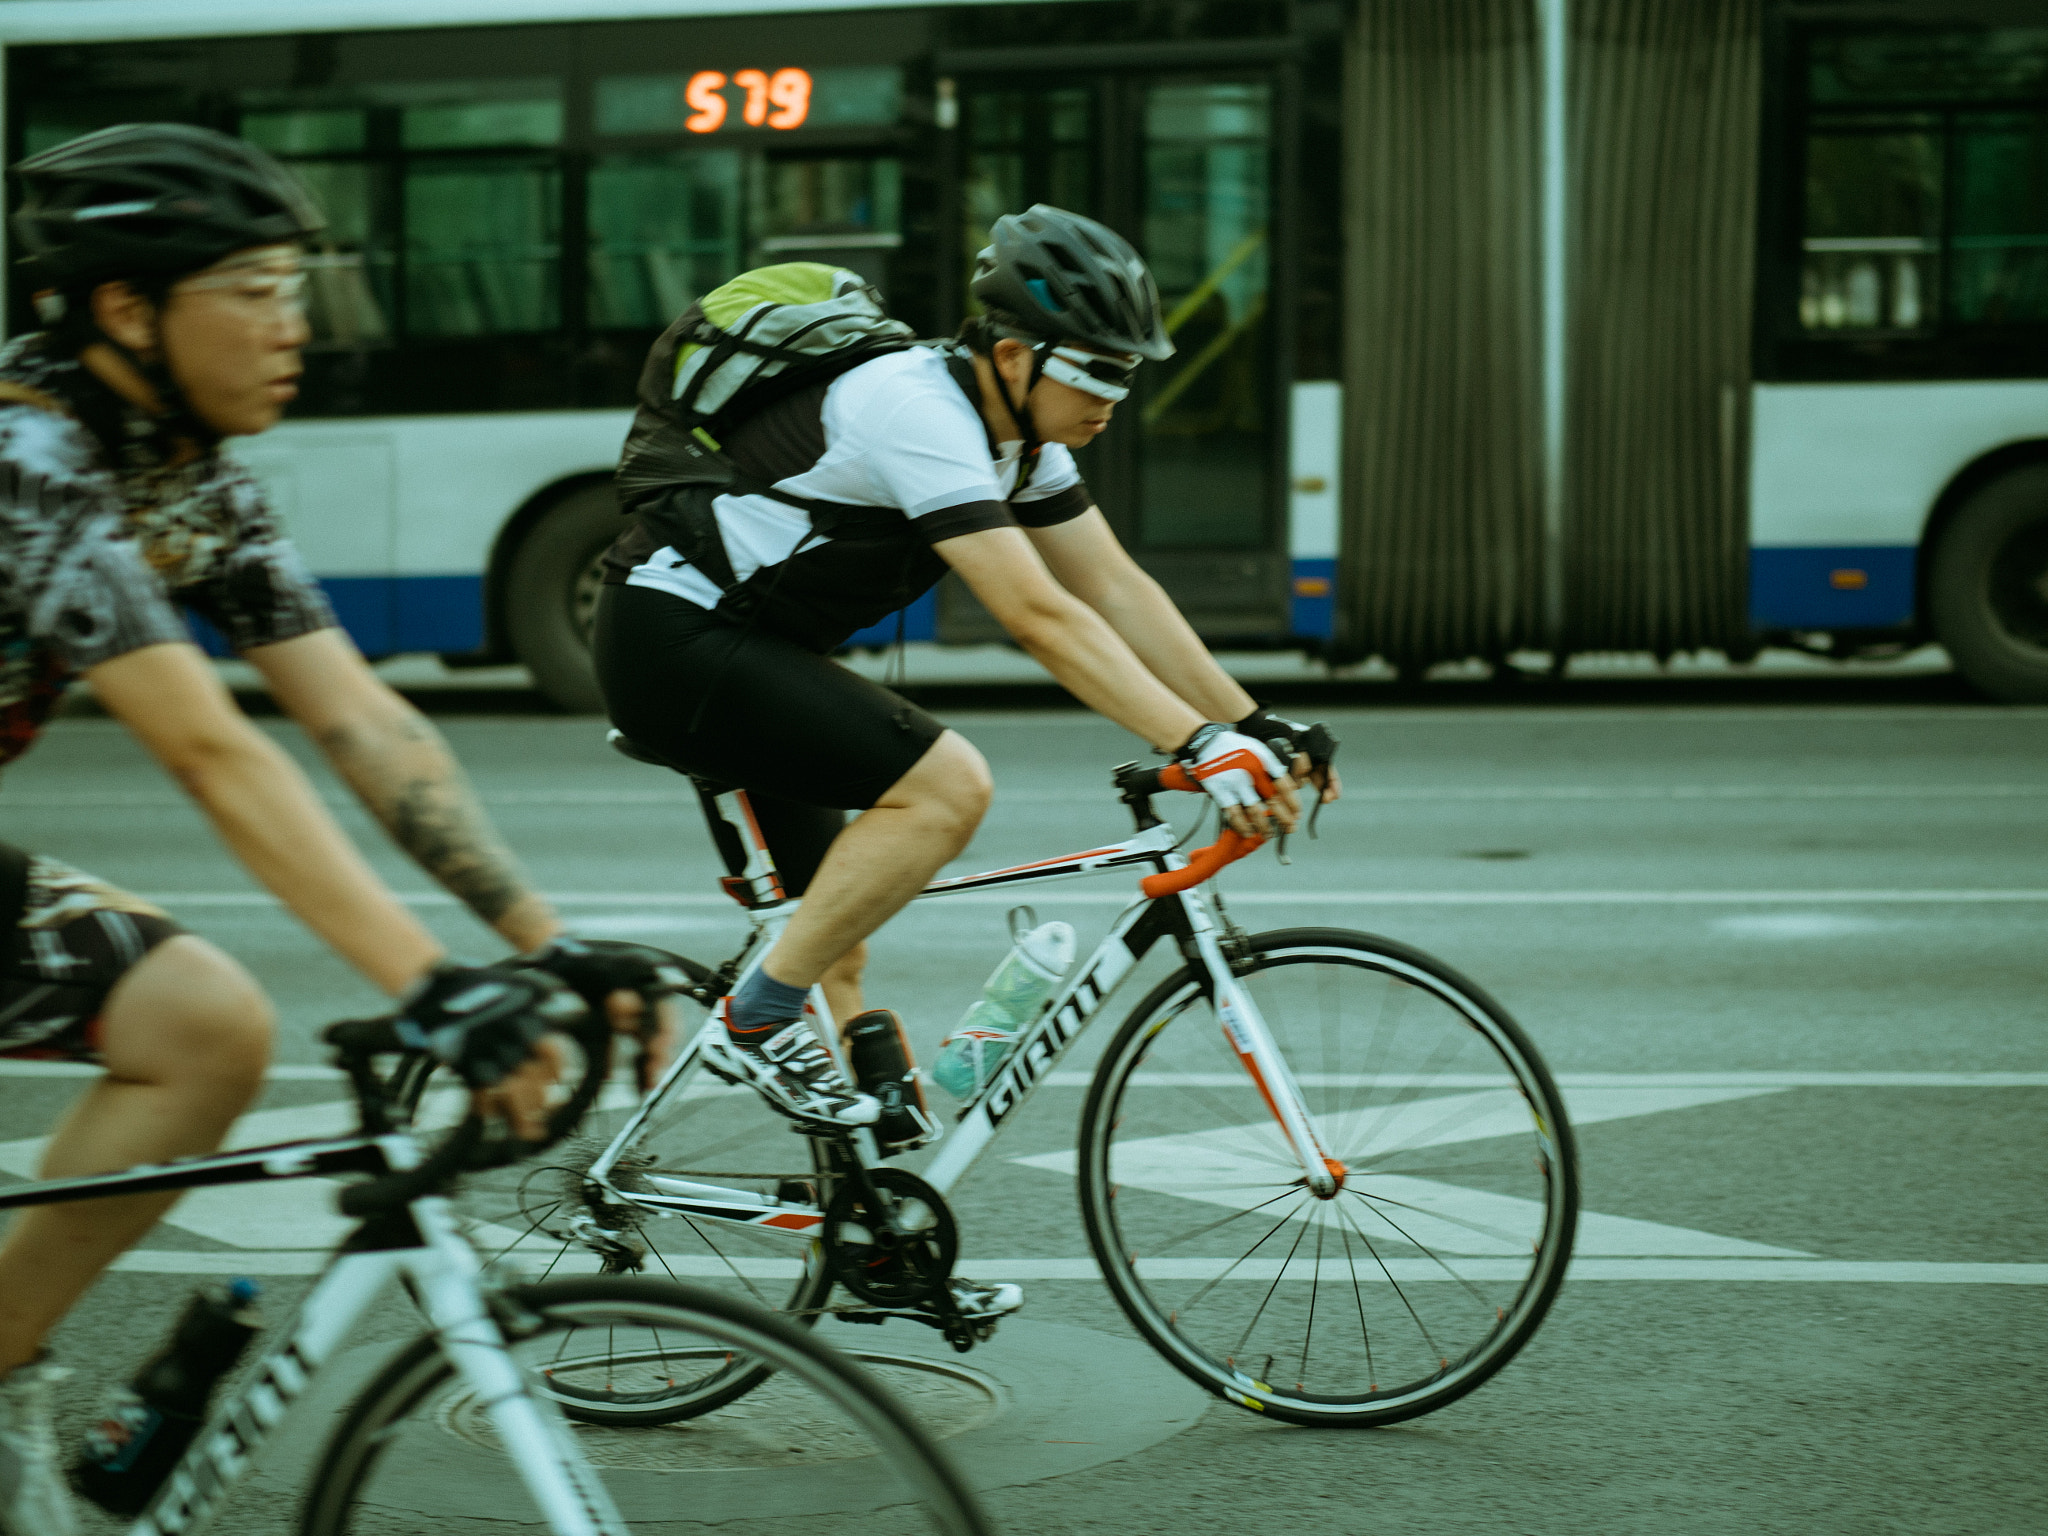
822,1167,957,1305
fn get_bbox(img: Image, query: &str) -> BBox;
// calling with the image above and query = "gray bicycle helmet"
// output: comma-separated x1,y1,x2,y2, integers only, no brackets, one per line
970,204,1174,362
12,122,325,289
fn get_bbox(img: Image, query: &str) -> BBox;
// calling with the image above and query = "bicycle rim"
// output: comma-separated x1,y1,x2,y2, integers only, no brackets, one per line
419,1040,835,1423
1079,927,1577,1426
300,1277,992,1536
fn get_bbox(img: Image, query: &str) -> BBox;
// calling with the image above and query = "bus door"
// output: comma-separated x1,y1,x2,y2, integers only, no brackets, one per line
939,67,1290,646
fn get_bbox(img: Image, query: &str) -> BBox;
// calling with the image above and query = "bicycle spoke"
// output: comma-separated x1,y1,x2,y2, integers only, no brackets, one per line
1228,1208,1314,1364
1086,933,1574,1424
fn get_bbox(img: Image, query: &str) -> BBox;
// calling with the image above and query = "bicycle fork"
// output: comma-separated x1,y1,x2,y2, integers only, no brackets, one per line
1181,897,1341,1199
409,1201,631,1536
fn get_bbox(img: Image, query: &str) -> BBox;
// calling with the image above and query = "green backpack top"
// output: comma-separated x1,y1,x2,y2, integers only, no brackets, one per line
614,263,919,594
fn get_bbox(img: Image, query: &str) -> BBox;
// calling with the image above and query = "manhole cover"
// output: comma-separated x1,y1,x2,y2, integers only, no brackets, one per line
439,1352,1003,1470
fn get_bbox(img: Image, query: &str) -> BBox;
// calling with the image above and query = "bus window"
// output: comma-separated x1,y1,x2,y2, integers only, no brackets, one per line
404,157,561,336
756,156,902,291
1138,80,1272,553
1802,123,1941,331
588,151,745,328
962,86,1094,299
1952,112,2048,324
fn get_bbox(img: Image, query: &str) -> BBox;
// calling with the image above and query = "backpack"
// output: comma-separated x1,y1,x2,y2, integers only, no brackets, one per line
614,263,918,594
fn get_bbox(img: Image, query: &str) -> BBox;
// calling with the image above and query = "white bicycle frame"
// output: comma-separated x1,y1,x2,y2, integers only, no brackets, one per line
585,781,1338,1248
0,1140,627,1536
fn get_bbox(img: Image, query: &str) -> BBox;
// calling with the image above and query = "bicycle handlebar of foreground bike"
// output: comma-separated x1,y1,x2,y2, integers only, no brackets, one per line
323,1003,625,1217
1115,761,1273,898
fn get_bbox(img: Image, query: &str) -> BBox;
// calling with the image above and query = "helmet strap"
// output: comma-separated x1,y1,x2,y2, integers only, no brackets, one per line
75,287,220,451
999,344,1049,499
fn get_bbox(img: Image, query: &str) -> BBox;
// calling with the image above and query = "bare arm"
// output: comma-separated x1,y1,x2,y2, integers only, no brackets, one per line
243,629,561,953
1030,510,1340,803
939,524,1207,751
1027,509,1256,721
86,642,444,994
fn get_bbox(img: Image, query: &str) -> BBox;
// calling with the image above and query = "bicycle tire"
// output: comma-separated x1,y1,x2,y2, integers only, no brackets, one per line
1077,926,1576,1427
299,1276,992,1536
398,1035,837,1424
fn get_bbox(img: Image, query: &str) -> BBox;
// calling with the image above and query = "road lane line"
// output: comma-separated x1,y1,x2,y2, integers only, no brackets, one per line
125,888,2048,910
7,1064,2040,1086
104,1251,2048,1282
9,782,2047,807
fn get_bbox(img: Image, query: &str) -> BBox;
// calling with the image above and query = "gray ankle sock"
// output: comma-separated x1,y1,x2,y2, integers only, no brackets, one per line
729,969,810,1036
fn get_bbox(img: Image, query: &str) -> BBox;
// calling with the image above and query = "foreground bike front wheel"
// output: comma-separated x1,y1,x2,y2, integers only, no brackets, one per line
301,1277,992,1536
1078,927,1577,1427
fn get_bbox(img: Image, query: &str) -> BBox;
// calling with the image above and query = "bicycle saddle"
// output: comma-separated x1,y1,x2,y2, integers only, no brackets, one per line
605,727,687,775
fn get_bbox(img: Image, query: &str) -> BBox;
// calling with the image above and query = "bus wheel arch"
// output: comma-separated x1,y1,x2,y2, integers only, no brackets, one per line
491,475,620,713
1923,447,2048,705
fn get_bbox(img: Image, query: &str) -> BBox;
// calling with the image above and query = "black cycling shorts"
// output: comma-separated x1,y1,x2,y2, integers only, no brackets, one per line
593,584,947,896
0,843,186,1061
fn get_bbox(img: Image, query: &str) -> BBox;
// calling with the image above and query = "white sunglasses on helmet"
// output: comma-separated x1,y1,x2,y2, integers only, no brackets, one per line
1038,343,1143,402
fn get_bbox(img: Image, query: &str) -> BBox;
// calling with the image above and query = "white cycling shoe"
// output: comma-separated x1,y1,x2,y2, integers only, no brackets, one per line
948,1277,1024,1321
705,1001,881,1129
0,1354,78,1536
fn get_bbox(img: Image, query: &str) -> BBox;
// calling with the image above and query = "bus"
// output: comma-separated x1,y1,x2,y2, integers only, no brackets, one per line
2,0,2042,704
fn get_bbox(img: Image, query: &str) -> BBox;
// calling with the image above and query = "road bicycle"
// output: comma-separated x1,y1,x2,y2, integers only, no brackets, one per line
448,737,1580,1430
0,1007,990,1535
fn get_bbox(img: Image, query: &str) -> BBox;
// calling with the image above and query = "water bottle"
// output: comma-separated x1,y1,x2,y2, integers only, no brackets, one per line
932,908,1075,1100
845,1007,938,1152
72,1279,262,1516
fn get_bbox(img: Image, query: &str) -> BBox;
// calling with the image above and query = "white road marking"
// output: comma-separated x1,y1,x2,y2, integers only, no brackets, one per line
102,1251,2048,1283
9,782,2046,808
128,887,2048,909
1013,1085,1806,1258
4,1064,2043,1086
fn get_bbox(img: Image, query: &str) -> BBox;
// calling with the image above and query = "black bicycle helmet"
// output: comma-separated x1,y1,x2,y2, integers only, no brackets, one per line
970,204,1174,362
12,122,325,289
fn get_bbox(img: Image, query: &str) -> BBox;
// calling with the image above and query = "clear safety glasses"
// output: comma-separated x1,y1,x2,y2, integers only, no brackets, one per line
172,262,309,318
1040,343,1143,402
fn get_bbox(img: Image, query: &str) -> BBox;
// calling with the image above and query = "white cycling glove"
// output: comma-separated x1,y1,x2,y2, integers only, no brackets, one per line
1173,723,1288,818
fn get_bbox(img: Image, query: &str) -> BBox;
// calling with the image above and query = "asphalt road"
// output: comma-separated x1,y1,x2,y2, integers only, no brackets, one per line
3,677,2044,1535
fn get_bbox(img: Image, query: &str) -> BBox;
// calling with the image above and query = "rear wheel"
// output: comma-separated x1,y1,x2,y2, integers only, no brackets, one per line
300,1277,992,1536
504,483,618,713
1929,464,2048,703
415,1035,837,1424
1078,927,1576,1426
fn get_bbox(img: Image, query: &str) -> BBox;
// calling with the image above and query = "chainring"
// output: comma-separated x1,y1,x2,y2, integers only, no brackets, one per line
822,1166,957,1305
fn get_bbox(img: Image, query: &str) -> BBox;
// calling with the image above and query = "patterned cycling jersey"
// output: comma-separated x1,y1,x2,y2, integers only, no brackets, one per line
0,334,335,773
603,343,1093,653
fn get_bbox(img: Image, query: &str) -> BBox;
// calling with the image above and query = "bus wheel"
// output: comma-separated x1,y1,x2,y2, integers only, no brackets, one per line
1929,464,2048,704
505,482,616,713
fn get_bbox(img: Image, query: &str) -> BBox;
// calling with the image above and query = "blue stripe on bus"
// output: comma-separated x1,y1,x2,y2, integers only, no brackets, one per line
184,575,486,660
1748,546,1916,630
1290,558,1337,640
840,587,940,650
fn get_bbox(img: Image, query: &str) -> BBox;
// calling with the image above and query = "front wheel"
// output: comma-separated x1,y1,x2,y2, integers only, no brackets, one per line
301,1277,992,1536
1078,927,1577,1427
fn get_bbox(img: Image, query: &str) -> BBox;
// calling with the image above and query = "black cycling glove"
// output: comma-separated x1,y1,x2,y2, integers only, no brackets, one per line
395,963,584,1089
517,936,686,1019
1234,707,1341,833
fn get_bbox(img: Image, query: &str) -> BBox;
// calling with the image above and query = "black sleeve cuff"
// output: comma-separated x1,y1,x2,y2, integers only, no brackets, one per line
912,498,1018,544
1012,481,1092,528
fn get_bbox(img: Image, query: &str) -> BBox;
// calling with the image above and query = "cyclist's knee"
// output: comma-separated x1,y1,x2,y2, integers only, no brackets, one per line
98,936,274,1096
898,731,992,838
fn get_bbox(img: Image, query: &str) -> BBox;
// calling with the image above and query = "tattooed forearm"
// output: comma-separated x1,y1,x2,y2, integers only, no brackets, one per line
316,709,549,939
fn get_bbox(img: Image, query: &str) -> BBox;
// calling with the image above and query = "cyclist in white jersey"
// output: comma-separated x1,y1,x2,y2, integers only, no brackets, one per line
595,206,1340,1319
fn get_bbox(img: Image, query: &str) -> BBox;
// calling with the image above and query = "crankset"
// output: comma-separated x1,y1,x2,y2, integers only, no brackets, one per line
822,1166,957,1306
